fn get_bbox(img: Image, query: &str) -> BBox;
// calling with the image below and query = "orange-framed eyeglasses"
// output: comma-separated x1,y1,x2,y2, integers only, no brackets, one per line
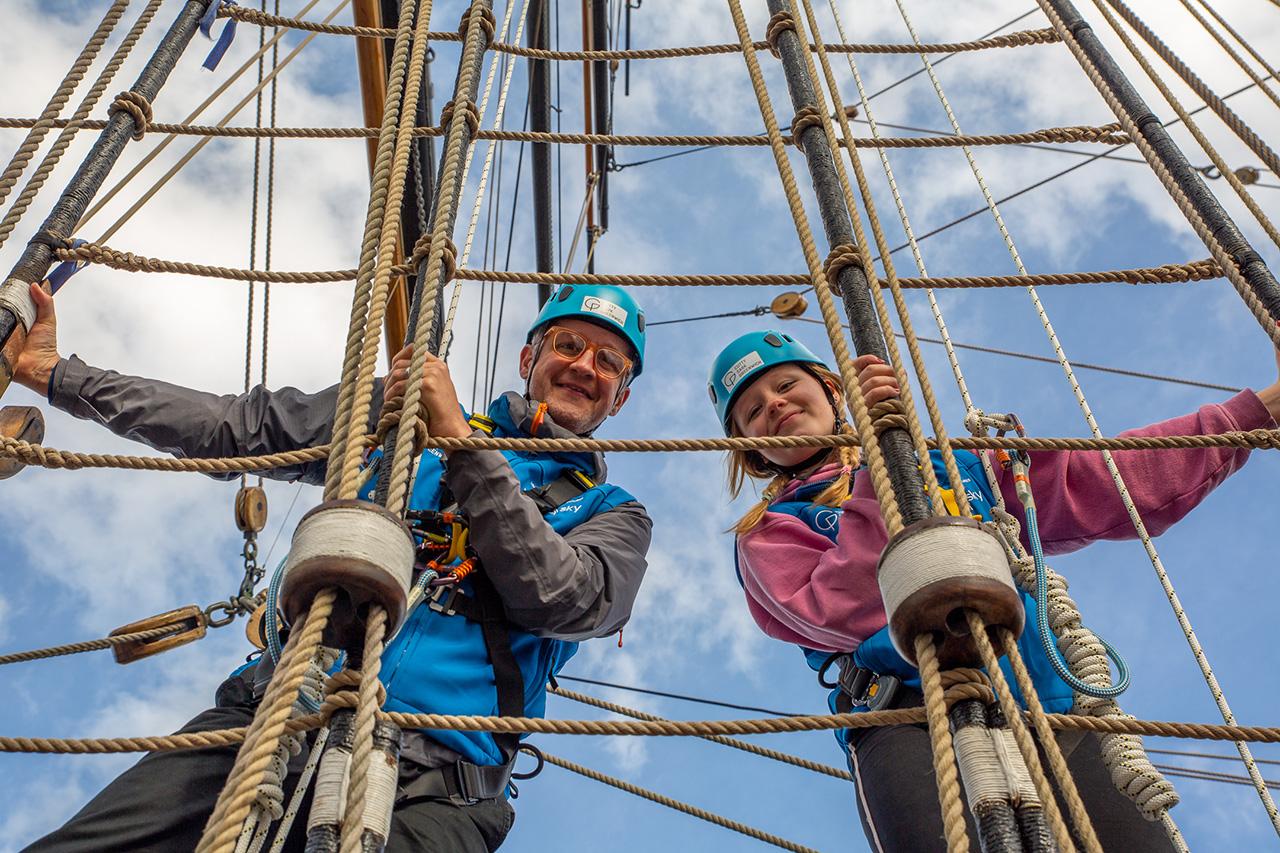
538,327,633,380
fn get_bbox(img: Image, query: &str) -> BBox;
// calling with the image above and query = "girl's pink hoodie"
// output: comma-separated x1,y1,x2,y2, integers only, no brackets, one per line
734,391,1275,654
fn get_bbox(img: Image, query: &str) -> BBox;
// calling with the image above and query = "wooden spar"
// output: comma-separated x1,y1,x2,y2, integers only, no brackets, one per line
353,0,410,360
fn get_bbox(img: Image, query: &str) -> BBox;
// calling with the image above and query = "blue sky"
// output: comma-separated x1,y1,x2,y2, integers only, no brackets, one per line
2,0,1280,850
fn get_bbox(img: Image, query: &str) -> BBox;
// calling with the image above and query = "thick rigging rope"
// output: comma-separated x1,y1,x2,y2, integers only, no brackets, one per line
0,0,163,251
0,0,130,213
1097,0,1280,178
1035,0,1280,833
1091,0,1280,255
441,0,527,359
76,0,332,236
216,3,1059,59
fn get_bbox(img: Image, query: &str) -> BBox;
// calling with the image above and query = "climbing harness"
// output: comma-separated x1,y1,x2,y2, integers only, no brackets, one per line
993,413,1131,700
817,654,902,713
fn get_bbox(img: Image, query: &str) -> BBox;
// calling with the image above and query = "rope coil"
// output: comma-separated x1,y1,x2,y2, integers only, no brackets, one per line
109,90,153,141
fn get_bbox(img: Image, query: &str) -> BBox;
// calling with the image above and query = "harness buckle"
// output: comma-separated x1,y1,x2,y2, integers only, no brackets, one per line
863,674,902,711
833,657,902,711
427,583,461,617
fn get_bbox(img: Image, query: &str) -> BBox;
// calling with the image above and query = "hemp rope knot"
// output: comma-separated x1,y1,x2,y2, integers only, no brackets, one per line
109,90,152,141
764,9,796,59
28,230,72,251
321,669,386,715
375,393,428,456
868,399,908,436
439,98,481,138
941,667,996,707
789,106,824,152
458,3,498,49
411,233,458,283
822,243,861,295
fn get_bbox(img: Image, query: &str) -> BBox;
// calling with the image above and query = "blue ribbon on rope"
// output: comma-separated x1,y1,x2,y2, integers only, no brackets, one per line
47,239,88,294
199,0,238,71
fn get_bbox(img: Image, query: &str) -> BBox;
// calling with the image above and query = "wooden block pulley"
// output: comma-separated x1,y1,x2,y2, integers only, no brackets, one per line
0,405,44,480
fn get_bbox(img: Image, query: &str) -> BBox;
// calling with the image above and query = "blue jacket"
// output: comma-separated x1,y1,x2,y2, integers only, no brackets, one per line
764,450,1073,745
362,393,650,766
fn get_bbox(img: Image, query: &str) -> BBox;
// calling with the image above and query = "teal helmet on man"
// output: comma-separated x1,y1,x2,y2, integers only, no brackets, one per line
708,330,827,432
528,284,646,379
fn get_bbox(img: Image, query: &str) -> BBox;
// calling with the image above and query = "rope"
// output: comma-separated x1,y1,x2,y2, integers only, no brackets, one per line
218,6,1061,58
1091,0,1280,254
0,624,184,666
1187,0,1280,112
332,0,442,503
339,607,389,853
4,427,1279,476
0,0,162,251
9,706,1280,755
0,0,129,211
442,0,527,357
727,0,904,535
1177,0,1280,113
1036,0,1280,832
321,0,421,500
0,116,1130,149
1098,0,1280,178
107,90,153,141
543,752,820,853
791,316,1245,393
382,0,495,514
791,0,968,517
549,686,853,781
914,634,970,852
196,589,336,853
967,613,1094,852
45,242,1224,288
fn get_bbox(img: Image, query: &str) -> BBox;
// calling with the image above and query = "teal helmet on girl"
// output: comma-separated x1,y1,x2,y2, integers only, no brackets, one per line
708,330,827,432
528,284,646,379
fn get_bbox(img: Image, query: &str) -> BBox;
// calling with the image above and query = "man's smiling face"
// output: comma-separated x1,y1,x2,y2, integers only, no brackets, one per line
519,317,633,434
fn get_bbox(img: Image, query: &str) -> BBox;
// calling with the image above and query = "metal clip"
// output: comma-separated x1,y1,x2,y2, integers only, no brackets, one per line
110,605,207,664
427,583,461,617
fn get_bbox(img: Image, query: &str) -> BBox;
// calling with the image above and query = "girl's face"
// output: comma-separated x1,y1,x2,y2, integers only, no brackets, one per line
730,364,838,468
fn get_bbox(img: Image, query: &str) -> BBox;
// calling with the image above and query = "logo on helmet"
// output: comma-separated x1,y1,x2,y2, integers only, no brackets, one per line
580,296,628,327
720,351,764,392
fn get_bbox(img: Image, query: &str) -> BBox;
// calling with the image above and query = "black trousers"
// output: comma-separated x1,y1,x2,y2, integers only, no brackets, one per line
24,680,515,853
846,694,1174,852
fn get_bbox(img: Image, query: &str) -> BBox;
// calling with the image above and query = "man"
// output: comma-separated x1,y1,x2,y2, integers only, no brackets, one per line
15,280,652,852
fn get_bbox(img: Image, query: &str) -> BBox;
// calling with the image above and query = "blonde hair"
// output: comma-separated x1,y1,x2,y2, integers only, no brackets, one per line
725,365,860,535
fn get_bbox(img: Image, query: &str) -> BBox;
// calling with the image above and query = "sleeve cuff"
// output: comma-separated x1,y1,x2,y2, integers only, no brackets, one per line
1226,389,1276,430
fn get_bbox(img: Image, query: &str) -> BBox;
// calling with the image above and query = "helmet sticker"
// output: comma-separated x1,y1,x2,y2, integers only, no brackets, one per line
721,350,764,392
580,295,628,327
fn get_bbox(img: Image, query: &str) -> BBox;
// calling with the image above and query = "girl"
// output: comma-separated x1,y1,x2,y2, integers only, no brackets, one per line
707,329,1280,851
